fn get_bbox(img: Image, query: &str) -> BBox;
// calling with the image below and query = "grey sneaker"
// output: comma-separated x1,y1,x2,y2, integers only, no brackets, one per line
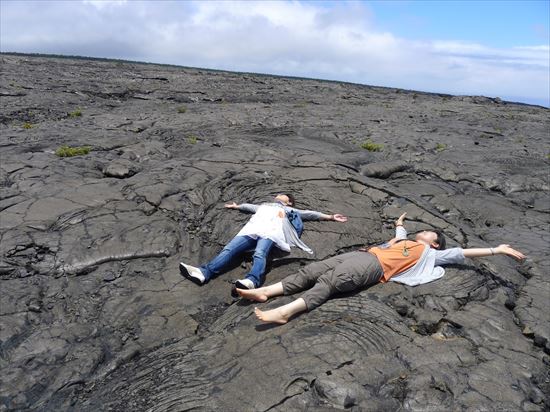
179,262,206,285
235,278,255,290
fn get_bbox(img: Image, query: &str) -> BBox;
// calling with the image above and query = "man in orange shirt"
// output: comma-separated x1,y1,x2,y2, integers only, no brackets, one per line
237,212,526,324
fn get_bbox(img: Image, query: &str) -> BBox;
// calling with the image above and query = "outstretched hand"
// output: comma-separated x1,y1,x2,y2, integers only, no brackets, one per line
396,212,407,226
496,244,526,261
333,214,348,223
224,202,238,209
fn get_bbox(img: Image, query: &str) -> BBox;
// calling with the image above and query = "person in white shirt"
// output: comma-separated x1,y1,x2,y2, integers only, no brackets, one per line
179,194,348,290
237,212,526,324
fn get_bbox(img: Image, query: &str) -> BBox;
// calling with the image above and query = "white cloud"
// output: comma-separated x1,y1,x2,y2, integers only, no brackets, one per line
82,0,128,10
1,0,548,105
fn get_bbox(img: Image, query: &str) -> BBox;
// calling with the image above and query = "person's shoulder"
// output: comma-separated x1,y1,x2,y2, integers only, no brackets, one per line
413,242,431,254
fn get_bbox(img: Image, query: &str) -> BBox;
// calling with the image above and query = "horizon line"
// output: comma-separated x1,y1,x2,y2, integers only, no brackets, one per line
2,51,548,109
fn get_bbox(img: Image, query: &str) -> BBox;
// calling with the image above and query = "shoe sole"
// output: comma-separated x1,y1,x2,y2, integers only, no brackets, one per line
179,263,204,286
235,280,254,290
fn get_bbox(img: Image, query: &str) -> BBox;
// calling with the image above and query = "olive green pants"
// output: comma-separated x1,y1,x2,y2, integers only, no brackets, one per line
281,251,383,310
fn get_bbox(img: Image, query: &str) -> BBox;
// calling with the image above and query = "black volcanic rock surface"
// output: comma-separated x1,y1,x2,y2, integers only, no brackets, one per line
1,54,549,411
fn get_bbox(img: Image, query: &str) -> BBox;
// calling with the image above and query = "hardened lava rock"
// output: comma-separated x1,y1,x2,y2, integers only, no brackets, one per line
1,54,548,411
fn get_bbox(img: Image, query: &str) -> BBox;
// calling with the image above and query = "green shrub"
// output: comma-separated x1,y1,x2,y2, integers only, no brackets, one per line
68,109,82,118
23,122,33,129
177,106,187,113
360,140,383,152
55,145,91,157
187,135,198,144
435,143,447,152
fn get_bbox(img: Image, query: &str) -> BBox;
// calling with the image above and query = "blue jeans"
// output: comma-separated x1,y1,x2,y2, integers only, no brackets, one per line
200,235,274,287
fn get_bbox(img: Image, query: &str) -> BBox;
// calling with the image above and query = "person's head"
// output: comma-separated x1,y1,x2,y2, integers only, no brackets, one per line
275,193,295,207
414,230,446,250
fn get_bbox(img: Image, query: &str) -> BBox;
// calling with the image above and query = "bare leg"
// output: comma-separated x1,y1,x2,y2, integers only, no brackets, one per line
237,281,284,302
254,298,307,324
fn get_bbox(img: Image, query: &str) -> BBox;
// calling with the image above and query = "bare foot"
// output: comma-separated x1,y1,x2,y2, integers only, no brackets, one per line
254,307,289,324
236,288,268,303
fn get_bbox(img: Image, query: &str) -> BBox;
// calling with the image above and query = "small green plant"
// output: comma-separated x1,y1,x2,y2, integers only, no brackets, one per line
23,122,33,129
360,139,383,152
55,145,91,157
177,106,187,113
68,108,82,118
435,143,447,152
546,153,550,160
187,135,198,145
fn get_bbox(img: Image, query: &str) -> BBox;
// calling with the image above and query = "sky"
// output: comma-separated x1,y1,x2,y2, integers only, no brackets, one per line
1,0,549,107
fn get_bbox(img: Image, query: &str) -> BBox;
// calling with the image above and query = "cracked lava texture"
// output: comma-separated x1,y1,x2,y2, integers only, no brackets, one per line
1,54,549,411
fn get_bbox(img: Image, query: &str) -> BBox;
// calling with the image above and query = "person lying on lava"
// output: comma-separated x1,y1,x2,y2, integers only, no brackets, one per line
237,212,526,324
179,193,347,290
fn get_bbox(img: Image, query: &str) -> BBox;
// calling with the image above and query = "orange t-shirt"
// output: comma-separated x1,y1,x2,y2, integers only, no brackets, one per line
368,240,425,283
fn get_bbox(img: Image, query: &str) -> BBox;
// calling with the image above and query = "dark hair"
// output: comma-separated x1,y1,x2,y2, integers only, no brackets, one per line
285,194,295,206
434,230,446,250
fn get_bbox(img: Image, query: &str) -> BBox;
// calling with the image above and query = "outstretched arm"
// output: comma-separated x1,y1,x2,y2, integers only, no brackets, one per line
320,212,348,222
394,212,407,239
462,244,525,260
434,244,525,266
225,202,259,213
292,208,347,222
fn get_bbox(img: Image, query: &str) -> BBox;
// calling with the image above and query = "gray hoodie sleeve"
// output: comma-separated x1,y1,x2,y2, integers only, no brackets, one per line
433,248,465,266
289,207,323,221
238,203,260,213
395,226,407,239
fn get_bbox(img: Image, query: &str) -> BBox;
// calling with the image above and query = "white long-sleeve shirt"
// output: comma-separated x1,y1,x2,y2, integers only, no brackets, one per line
236,202,323,254
386,226,465,286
